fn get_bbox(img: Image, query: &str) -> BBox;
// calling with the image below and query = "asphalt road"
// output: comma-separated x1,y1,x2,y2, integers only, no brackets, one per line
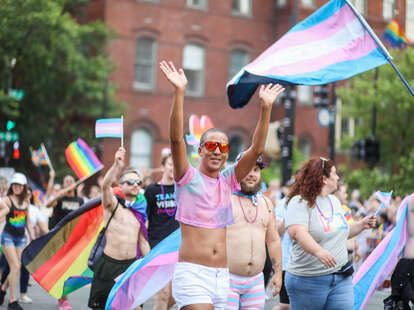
0,279,389,310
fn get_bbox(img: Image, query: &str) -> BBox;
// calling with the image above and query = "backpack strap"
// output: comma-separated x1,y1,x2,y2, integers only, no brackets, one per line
102,200,119,233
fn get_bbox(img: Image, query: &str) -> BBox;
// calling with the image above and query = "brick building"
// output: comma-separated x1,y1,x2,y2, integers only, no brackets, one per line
86,0,411,173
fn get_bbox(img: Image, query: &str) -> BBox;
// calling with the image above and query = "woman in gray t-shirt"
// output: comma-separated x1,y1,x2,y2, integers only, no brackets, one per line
284,157,376,310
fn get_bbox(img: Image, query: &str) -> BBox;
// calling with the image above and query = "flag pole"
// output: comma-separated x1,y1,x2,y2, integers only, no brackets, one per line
344,0,414,97
41,143,54,171
121,115,124,149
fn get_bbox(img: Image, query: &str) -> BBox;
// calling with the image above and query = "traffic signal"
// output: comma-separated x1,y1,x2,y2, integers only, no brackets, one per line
313,85,329,107
6,120,15,131
12,141,20,159
352,137,380,163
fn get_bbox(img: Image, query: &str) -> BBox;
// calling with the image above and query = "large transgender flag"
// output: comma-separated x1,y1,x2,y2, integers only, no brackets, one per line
227,0,390,109
105,229,181,310
353,194,413,310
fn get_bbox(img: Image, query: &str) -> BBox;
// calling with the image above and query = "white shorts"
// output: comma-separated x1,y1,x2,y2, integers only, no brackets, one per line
172,262,230,309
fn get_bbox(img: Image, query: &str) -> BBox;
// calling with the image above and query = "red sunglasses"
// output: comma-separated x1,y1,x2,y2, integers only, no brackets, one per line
200,141,230,153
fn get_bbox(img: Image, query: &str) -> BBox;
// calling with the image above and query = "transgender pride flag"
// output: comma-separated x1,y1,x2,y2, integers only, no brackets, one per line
227,0,390,109
105,229,181,310
95,118,123,138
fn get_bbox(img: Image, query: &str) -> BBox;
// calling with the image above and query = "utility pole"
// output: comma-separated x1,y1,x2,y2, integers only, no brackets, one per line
281,86,296,185
329,83,336,161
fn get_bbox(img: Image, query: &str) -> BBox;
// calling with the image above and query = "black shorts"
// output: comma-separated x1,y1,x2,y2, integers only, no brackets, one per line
88,253,136,309
279,271,290,304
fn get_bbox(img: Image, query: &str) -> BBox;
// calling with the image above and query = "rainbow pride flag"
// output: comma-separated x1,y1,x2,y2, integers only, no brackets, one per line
382,19,411,48
353,194,413,310
95,118,123,139
105,229,181,310
227,0,390,108
65,138,103,179
30,147,49,167
22,198,104,298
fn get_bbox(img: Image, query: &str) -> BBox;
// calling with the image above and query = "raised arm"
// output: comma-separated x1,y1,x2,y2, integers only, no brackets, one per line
266,207,283,296
235,84,285,182
101,147,124,211
45,167,56,200
0,198,11,221
160,61,189,181
348,214,376,239
46,182,77,208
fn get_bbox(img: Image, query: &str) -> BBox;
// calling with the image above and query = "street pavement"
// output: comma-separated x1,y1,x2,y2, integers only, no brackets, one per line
1,279,389,310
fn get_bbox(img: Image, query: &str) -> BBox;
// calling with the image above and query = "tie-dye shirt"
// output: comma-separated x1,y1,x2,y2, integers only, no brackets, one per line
4,200,28,237
175,164,240,229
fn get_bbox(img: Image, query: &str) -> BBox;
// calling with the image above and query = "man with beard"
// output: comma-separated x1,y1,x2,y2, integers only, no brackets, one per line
88,147,150,310
226,154,282,310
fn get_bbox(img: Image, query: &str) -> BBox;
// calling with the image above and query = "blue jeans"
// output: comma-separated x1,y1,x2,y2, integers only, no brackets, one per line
285,271,353,310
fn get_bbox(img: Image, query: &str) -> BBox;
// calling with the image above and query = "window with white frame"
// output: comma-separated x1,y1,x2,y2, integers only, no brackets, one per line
406,0,414,40
383,0,395,20
228,134,245,162
187,0,207,10
134,37,157,90
297,85,312,106
298,136,312,159
301,0,316,8
229,49,250,80
232,0,251,16
351,0,367,16
277,0,287,7
130,128,153,169
183,43,205,97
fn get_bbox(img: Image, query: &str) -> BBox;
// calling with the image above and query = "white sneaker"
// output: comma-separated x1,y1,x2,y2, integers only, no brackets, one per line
19,295,33,304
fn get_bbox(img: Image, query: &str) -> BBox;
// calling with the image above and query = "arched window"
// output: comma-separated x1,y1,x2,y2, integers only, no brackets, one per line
183,43,205,96
130,128,153,169
228,134,245,162
134,37,157,90
298,136,312,159
229,49,250,80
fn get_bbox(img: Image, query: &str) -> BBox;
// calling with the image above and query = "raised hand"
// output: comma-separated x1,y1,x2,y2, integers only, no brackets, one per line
258,83,285,108
115,147,125,168
160,61,187,91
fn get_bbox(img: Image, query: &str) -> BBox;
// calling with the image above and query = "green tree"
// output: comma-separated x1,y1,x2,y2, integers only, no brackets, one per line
0,0,123,179
337,48,414,197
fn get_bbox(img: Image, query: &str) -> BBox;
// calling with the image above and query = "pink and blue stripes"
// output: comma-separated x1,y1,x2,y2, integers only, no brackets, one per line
227,0,389,109
353,194,412,310
95,118,123,138
105,229,181,310
374,190,393,209
227,273,265,310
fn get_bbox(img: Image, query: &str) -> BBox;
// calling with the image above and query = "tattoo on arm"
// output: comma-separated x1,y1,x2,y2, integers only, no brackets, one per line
271,259,282,271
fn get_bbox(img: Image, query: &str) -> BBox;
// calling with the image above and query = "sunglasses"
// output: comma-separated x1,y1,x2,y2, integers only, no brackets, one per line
200,141,230,153
320,157,328,169
122,179,142,186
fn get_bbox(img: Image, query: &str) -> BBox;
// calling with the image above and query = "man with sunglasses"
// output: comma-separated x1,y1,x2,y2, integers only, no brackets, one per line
88,147,150,310
226,154,282,310
160,60,285,310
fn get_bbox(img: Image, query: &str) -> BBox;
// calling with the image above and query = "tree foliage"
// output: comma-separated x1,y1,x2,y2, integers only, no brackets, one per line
0,0,124,180
337,48,414,198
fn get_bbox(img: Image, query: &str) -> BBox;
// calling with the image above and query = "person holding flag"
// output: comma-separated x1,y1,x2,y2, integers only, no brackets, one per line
160,60,284,310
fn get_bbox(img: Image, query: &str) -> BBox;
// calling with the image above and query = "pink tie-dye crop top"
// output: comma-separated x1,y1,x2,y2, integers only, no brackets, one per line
174,164,241,229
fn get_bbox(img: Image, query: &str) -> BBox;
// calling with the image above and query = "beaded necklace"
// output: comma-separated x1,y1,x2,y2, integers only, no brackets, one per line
315,196,334,221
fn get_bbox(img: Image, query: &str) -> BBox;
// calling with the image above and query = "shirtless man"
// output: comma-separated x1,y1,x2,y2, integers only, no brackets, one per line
88,148,150,310
226,154,282,310
160,60,284,310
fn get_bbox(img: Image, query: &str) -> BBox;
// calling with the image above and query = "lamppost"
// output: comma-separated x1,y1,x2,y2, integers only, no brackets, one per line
281,86,296,185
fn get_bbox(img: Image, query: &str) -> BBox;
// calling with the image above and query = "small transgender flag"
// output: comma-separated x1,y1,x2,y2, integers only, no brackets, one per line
374,190,393,210
227,0,390,109
95,118,123,138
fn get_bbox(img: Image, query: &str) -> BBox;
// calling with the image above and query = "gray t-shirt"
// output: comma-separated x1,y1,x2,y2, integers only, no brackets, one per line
285,194,349,276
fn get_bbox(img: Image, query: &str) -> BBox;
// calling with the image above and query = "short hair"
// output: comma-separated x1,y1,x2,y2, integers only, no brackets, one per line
161,153,172,166
119,167,141,182
199,128,227,144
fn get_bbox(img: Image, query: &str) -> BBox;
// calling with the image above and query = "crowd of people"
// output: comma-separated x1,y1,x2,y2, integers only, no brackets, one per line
0,60,409,310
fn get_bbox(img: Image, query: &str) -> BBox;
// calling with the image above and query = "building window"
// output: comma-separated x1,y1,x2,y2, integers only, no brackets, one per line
351,0,367,16
277,0,287,7
407,0,414,40
187,0,207,10
232,0,251,16
301,0,315,8
229,49,250,80
297,85,312,106
130,128,153,169
383,0,395,20
183,43,205,97
134,37,157,91
228,134,245,162
298,136,312,159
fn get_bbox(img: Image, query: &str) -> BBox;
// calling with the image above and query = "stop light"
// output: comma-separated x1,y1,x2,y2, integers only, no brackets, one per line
12,141,20,159
6,120,16,131
352,137,380,163
313,85,329,107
